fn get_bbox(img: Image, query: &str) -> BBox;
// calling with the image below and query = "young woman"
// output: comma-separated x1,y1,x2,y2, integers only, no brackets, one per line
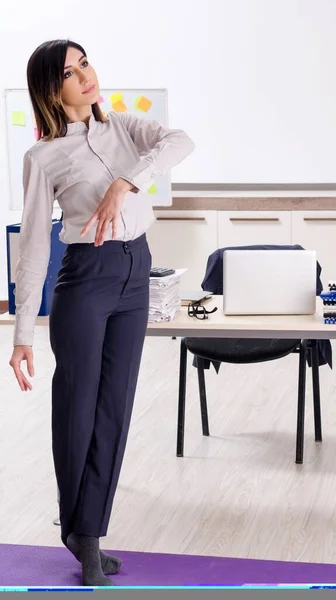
9,39,194,586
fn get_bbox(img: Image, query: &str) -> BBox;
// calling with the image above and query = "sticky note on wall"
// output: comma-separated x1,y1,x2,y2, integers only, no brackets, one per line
148,182,157,194
110,93,127,112
111,93,123,104
135,95,152,112
12,111,26,126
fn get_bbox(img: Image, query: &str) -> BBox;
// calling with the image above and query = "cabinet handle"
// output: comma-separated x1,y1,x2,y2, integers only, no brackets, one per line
303,217,336,222
229,217,280,222
156,217,206,222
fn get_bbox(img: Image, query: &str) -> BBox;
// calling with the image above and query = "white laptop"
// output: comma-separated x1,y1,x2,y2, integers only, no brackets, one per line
223,250,317,315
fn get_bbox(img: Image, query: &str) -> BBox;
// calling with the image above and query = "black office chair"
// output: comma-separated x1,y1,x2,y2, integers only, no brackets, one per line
176,245,326,464
177,337,321,464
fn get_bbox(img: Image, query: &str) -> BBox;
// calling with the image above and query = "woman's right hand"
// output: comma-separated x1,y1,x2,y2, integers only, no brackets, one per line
9,345,35,391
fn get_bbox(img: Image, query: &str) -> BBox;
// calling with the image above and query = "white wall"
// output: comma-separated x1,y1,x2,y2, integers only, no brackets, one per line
1,0,336,299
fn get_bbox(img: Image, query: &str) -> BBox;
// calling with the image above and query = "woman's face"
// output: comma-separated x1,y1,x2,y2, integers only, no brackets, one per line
61,46,99,108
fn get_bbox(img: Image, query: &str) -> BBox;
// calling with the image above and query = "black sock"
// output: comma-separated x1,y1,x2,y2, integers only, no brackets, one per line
66,533,121,575
66,533,115,586
99,551,122,575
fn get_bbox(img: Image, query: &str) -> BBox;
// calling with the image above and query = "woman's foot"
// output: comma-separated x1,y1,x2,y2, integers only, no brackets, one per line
66,533,115,586
66,533,122,575
100,552,122,575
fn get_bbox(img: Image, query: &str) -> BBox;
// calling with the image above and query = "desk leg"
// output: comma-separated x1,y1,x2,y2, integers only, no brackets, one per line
177,339,187,457
53,486,61,526
311,340,322,443
296,341,307,464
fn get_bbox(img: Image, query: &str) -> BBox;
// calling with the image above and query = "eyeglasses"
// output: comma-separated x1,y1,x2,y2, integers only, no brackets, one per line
188,302,218,320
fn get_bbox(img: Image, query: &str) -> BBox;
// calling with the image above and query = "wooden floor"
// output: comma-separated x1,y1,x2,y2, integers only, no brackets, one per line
1,323,336,564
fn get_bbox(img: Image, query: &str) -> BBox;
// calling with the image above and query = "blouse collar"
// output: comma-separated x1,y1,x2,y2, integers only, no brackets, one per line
66,112,96,136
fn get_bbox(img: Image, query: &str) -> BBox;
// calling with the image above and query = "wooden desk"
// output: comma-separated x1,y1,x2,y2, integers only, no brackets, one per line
1,296,336,340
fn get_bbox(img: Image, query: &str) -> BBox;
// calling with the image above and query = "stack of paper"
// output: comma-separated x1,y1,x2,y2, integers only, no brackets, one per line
148,269,186,323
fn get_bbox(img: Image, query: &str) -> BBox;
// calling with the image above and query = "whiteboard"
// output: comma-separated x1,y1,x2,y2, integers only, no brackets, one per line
5,88,171,209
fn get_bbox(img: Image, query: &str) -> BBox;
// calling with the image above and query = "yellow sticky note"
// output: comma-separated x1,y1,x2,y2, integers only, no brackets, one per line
12,111,26,126
112,99,127,112
135,95,152,112
110,92,123,106
110,92,127,112
148,182,157,195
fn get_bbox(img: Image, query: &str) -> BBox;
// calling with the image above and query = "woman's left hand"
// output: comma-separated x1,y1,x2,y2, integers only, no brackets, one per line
80,178,135,246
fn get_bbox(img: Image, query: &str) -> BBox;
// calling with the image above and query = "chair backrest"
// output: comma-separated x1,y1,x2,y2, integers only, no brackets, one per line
201,244,323,296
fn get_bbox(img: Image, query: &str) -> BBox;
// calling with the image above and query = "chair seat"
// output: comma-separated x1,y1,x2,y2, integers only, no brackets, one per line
184,337,301,364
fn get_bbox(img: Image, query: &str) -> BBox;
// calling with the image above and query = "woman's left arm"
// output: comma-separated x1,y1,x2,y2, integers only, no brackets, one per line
81,116,194,245
116,113,195,193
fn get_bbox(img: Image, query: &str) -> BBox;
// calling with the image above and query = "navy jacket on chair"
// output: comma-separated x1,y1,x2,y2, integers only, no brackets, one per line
192,244,332,370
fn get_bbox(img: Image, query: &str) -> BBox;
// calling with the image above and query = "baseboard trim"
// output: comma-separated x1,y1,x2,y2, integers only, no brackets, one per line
0,300,9,313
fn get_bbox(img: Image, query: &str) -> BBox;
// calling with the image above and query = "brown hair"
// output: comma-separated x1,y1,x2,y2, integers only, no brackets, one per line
27,39,106,141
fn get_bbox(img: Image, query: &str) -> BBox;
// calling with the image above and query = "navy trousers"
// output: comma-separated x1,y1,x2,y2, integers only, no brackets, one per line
49,233,151,545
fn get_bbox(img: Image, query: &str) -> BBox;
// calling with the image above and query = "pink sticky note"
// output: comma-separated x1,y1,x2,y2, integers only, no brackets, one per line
98,95,104,104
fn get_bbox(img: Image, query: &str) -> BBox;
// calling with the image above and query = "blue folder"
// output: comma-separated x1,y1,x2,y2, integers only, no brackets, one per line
6,219,65,316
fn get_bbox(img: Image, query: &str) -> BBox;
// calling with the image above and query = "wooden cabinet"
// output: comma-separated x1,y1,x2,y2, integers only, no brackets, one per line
292,211,336,291
146,211,218,289
217,211,292,248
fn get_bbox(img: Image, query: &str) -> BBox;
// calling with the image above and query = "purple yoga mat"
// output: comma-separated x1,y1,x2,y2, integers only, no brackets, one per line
1,543,336,587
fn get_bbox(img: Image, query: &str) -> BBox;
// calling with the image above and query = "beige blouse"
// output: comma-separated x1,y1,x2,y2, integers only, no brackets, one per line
13,111,195,346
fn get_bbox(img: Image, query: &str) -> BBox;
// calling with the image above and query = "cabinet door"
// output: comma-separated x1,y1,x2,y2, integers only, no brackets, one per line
292,211,336,291
218,211,292,247
146,211,218,289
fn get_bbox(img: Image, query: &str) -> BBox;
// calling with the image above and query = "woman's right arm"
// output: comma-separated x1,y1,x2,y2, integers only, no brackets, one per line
9,150,55,391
